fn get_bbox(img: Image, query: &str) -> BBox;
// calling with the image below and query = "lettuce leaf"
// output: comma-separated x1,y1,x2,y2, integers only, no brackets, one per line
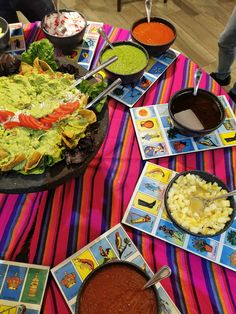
78,79,108,112
21,39,58,70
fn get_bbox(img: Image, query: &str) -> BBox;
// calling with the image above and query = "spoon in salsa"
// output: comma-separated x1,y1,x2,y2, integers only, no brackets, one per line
98,28,114,50
143,265,171,290
145,0,152,23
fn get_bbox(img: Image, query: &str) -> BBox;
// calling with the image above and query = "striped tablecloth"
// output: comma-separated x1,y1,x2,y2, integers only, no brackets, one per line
0,22,236,314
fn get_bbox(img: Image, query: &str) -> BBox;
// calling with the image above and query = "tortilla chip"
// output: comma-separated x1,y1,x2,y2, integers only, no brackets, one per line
62,129,76,139
61,134,76,149
19,62,33,74
0,148,8,160
78,109,97,124
24,151,43,172
1,153,25,171
33,57,54,73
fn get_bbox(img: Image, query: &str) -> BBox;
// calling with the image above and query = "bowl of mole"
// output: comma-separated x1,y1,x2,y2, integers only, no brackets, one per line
0,17,10,51
168,88,225,138
75,260,160,314
41,9,87,55
131,17,176,57
164,170,236,237
99,41,149,85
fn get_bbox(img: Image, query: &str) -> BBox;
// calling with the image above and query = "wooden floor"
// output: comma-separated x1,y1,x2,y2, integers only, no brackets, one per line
58,0,236,91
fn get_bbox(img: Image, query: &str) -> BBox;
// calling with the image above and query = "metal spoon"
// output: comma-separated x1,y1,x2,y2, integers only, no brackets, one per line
143,265,171,290
86,78,122,109
193,68,202,96
53,0,67,34
191,189,236,211
98,27,114,50
145,0,152,23
70,55,118,88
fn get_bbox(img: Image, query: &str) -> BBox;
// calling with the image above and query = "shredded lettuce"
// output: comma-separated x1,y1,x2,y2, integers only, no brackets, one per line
21,39,58,70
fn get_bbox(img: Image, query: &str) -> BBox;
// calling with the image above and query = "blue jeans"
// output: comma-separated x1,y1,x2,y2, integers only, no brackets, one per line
216,6,236,92
0,0,54,23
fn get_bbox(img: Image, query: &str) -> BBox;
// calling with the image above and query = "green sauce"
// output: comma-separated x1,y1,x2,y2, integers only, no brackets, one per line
101,45,147,75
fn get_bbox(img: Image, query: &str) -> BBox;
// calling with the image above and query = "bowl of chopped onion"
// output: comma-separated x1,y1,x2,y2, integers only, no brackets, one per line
164,170,235,237
41,9,87,54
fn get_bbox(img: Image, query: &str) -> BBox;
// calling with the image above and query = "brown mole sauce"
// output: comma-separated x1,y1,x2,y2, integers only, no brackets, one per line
78,264,157,314
171,92,222,130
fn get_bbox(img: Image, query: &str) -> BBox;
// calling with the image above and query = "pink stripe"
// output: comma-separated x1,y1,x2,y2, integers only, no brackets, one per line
54,179,75,266
0,195,18,239
213,149,227,181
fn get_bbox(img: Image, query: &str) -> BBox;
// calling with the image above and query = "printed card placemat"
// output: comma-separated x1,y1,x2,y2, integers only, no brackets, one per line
122,162,236,272
51,224,180,314
109,49,180,107
5,23,26,54
130,95,236,160
55,21,103,70
0,260,49,313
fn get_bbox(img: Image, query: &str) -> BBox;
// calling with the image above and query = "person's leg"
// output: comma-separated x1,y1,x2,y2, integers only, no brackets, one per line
0,1,19,23
16,0,55,22
217,7,236,79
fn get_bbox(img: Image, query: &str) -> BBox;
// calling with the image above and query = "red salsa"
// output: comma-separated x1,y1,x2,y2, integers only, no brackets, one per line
78,263,158,314
132,22,175,45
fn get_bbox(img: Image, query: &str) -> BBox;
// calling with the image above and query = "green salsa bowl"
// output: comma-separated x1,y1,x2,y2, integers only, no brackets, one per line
99,41,149,85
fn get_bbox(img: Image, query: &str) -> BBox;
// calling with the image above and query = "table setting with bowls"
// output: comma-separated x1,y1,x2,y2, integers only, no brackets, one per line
0,0,235,313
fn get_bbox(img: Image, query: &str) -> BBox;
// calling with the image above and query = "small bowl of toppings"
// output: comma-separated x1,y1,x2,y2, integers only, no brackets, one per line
0,17,10,51
99,41,149,85
168,88,225,138
41,9,87,54
131,17,176,57
164,170,235,237
75,260,159,314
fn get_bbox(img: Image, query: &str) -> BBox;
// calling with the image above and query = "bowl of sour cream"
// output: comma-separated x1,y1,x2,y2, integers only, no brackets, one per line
41,9,87,54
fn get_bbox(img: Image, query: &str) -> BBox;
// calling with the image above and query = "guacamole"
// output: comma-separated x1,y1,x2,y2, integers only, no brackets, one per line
101,44,147,75
0,71,79,118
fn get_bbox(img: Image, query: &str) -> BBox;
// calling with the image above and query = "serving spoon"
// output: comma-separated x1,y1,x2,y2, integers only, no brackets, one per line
98,27,114,50
143,265,171,290
193,68,202,96
145,0,152,23
86,78,122,109
53,0,67,34
190,189,236,212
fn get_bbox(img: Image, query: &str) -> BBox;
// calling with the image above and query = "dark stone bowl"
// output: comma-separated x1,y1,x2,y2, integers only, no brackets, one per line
99,41,149,85
75,260,160,314
131,17,176,57
0,17,10,51
164,170,236,237
168,88,225,138
41,9,87,55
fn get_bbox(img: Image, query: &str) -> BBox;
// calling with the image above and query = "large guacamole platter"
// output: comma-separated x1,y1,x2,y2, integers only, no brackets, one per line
0,39,108,193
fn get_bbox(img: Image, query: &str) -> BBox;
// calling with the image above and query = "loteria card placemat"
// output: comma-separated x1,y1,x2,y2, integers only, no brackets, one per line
55,21,103,70
51,224,180,314
122,162,236,272
0,260,49,313
5,23,26,54
130,95,236,160
109,49,180,107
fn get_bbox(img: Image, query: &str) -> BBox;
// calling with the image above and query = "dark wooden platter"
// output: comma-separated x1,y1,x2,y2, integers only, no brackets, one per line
0,59,108,194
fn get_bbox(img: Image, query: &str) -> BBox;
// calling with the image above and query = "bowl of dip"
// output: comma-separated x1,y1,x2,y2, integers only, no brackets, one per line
168,88,225,138
41,9,87,54
100,41,149,85
164,170,236,237
75,260,159,314
0,17,10,51
131,17,176,57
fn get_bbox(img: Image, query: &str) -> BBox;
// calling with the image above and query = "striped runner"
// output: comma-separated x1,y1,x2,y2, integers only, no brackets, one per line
0,22,235,314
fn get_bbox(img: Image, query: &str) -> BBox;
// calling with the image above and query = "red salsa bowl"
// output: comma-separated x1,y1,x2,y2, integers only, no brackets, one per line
75,260,159,314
